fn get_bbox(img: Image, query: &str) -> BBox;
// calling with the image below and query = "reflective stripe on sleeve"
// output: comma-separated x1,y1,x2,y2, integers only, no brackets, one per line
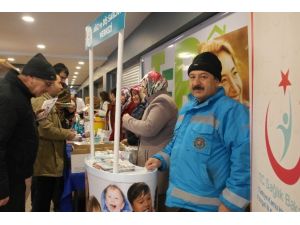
171,187,221,206
222,188,249,208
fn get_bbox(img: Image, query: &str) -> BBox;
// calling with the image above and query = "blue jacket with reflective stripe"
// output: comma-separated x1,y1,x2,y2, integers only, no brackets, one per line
153,87,250,211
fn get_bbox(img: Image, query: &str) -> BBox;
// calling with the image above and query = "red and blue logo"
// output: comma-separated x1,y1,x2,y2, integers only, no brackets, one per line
264,70,300,185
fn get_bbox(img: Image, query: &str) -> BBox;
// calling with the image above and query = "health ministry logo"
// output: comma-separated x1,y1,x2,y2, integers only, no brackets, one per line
264,70,300,185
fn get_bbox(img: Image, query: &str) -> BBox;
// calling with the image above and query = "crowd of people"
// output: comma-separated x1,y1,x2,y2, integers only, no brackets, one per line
0,49,250,212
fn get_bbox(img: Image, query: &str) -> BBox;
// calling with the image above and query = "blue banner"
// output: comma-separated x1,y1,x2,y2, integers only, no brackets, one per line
85,12,125,49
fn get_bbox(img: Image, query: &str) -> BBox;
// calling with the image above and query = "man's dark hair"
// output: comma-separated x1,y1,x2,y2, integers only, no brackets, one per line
53,63,69,77
127,182,150,205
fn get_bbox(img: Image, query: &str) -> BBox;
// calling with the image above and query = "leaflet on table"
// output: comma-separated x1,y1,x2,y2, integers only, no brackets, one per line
36,97,58,120
92,151,135,172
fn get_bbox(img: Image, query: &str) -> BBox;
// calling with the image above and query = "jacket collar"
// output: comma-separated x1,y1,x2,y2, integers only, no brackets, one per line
184,87,225,111
5,69,34,99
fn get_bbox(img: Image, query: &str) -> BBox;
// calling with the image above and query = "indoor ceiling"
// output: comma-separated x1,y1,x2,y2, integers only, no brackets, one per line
0,12,150,87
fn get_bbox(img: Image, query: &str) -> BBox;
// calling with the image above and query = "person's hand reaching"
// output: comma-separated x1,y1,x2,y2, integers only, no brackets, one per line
145,158,161,171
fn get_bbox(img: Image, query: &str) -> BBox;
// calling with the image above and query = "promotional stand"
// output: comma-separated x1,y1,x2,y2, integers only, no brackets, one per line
84,12,157,212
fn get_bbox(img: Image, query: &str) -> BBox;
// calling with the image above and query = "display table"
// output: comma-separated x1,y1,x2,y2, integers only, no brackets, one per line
60,143,85,212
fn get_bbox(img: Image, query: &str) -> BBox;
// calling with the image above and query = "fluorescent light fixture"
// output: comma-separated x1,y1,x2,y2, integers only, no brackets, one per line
78,61,85,65
73,76,77,78
178,52,196,59
7,57,15,62
22,16,34,23
74,72,79,75
76,66,81,69
37,44,46,49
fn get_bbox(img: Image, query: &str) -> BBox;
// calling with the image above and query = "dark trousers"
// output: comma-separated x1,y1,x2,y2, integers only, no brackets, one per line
31,176,64,212
0,175,25,212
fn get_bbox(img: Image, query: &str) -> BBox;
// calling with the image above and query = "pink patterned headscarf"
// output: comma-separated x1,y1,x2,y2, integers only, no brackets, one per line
121,87,131,112
140,71,168,97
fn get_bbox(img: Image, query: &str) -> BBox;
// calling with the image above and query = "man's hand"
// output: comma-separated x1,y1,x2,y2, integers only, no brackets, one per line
145,158,161,171
121,139,128,146
0,196,9,207
218,203,231,212
35,109,46,121
67,132,77,141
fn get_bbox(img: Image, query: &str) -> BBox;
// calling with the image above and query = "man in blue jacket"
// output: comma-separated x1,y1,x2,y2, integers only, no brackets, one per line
146,52,250,212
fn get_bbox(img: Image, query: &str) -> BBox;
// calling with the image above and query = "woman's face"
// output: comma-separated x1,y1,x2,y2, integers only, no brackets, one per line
109,93,116,102
105,187,125,212
132,192,153,212
216,50,243,102
121,94,126,105
132,91,141,104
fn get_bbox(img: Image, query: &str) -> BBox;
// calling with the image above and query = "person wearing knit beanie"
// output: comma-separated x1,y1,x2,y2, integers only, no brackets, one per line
145,51,250,212
187,52,222,103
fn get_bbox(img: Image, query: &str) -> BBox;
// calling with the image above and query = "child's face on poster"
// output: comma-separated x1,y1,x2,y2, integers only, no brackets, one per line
105,188,125,212
132,192,153,212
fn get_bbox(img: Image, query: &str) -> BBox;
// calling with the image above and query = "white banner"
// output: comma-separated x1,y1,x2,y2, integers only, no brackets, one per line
251,13,300,211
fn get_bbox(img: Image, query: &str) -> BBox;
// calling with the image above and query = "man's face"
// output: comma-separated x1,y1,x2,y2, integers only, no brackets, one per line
30,76,55,97
188,70,219,102
216,50,243,102
105,187,125,212
132,192,153,212
58,71,68,84
47,75,63,97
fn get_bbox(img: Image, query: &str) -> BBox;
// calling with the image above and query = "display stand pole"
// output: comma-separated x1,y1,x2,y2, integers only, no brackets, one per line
88,48,95,158
113,30,124,173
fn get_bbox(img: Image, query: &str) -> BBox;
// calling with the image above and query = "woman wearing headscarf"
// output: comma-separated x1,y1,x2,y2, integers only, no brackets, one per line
121,87,136,116
122,71,178,211
122,84,147,146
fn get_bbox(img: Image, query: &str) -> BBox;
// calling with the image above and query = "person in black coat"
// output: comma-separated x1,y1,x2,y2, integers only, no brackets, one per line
0,53,56,211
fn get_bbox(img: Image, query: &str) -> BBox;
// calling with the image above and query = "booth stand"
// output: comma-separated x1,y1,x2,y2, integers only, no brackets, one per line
84,12,158,212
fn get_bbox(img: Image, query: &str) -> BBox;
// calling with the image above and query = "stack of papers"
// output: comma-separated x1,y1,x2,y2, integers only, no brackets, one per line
93,158,135,172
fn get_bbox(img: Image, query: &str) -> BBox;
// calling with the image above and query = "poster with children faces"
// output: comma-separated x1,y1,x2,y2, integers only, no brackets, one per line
99,182,154,212
86,170,157,212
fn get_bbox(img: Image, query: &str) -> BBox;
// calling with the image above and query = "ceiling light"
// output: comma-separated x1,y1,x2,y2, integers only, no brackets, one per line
74,72,79,75
7,57,15,62
37,44,46,49
76,66,81,69
73,76,77,78
78,61,85,65
22,16,34,23
178,52,196,59
70,86,73,88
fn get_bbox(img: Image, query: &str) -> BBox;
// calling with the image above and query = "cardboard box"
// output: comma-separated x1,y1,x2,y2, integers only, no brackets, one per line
70,142,125,173
72,142,125,154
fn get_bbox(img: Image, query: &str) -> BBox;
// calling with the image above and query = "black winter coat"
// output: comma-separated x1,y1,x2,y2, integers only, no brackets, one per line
0,70,39,199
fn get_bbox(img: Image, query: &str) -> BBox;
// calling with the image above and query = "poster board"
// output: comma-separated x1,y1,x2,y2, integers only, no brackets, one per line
141,12,249,108
251,13,300,211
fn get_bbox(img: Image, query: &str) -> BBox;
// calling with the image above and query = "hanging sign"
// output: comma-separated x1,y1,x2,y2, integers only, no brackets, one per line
85,12,125,49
